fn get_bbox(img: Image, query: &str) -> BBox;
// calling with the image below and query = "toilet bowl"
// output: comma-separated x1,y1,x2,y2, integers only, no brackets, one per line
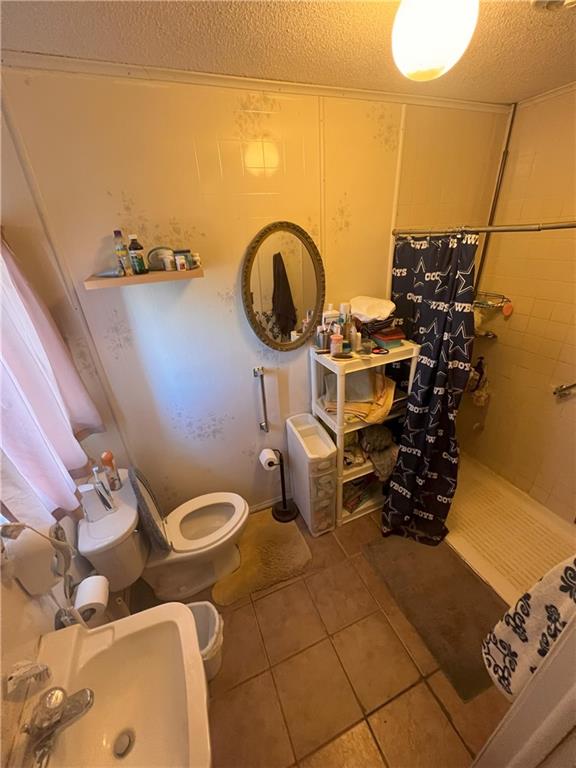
78,469,249,601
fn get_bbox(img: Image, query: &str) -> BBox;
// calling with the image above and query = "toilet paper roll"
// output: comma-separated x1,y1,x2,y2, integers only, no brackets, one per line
259,449,279,471
74,575,110,622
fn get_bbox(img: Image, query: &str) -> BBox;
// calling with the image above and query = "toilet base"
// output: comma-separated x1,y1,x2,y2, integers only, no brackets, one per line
142,544,241,602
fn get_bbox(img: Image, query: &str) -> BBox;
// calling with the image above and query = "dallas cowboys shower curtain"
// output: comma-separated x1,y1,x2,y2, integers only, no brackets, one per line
382,234,477,545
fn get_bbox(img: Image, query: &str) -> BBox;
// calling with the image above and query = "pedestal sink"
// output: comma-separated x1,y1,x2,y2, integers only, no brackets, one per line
29,602,210,767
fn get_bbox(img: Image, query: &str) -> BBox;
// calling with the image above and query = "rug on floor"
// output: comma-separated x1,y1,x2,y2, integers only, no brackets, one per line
212,508,312,606
364,536,508,700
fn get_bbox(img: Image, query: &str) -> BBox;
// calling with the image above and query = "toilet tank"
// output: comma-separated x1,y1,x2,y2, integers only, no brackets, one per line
82,527,150,592
78,472,150,592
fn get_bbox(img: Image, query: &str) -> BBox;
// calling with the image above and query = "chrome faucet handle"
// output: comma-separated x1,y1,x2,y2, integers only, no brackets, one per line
24,687,67,735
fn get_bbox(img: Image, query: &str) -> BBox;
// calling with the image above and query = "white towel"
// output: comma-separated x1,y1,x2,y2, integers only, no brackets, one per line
482,556,576,700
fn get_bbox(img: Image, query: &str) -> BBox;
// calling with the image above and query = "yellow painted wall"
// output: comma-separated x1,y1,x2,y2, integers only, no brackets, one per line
2,66,507,511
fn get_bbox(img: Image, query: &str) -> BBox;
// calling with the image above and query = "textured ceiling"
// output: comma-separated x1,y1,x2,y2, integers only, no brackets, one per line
2,1,576,104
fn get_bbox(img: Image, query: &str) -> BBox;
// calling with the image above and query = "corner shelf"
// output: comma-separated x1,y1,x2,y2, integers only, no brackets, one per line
309,341,420,526
83,268,204,290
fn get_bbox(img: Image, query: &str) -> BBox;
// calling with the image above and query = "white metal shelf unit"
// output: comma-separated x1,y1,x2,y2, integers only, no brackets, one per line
310,342,420,526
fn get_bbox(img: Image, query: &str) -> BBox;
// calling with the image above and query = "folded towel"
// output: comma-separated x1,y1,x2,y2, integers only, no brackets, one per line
324,373,396,425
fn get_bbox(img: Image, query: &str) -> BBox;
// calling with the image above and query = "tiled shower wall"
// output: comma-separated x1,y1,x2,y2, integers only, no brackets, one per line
459,86,576,523
2,65,507,512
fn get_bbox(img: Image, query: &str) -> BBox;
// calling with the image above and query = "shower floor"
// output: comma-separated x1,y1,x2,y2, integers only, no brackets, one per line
447,455,575,606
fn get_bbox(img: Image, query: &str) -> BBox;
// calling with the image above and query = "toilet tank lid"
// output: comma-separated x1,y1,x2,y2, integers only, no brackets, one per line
78,503,139,556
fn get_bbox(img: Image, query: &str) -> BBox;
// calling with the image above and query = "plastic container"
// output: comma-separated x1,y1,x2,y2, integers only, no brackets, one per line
188,601,224,681
286,414,337,536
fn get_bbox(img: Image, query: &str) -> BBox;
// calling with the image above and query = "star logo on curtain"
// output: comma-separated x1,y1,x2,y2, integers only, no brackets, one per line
449,321,474,357
434,266,453,297
413,257,427,289
428,399,442,431
410,370,429,404
394,457,415,487
417,319,439,355
402,421,422,446
456,259,475,296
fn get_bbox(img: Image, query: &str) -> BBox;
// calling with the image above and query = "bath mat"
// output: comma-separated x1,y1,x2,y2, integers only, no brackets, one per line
212,509,312,606
364,536,508,700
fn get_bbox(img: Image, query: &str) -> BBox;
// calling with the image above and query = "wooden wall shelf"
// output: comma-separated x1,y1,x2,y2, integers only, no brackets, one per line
83,268,204,290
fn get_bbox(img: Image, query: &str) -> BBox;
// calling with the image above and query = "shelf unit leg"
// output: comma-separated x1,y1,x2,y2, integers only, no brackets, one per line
407,353,418,393
335,368,346,525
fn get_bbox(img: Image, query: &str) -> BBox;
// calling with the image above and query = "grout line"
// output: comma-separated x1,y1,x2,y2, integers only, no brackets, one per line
423,677,475,760
251,586,299,765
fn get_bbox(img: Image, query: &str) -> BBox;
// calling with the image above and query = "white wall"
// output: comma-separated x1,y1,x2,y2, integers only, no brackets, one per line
459,86,576,523
1,64,508,515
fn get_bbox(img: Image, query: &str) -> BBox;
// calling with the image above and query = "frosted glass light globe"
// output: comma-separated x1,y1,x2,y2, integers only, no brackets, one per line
392,0,480,81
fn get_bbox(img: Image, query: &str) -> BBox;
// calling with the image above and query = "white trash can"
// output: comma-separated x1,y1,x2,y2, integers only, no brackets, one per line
188,601,224,681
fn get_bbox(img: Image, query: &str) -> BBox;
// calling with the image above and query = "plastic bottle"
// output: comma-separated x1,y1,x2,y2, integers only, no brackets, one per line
330,333,343,355
114,230,132,276
100,451,122,491
128,234,148,275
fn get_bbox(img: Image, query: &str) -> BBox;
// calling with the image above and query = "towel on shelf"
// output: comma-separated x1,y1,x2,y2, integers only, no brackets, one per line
343,433,366,467
323,371,396,425
272,252,297,336
369,444,399,482
351,296,396,323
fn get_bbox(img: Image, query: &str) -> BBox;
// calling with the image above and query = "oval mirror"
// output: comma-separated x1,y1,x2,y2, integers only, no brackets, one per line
241,221,326,351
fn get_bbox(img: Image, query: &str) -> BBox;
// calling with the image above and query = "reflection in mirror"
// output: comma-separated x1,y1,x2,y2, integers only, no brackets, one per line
250,232,318,343
241,222,325,352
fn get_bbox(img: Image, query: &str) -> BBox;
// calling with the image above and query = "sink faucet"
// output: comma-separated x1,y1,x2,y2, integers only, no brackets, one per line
23,686,94,767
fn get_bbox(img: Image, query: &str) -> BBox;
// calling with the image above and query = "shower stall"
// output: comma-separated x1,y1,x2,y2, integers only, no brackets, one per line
394,89,576,604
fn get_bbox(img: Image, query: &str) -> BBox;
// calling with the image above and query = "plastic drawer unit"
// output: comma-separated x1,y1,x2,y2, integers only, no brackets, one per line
286,413,337,536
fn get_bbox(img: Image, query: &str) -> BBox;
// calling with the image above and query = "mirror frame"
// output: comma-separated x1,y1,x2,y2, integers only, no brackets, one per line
241,221,326,352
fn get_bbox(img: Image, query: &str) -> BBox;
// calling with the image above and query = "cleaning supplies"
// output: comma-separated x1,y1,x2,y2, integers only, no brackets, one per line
101,450,122,491
114,229,132,276
128,234,148,275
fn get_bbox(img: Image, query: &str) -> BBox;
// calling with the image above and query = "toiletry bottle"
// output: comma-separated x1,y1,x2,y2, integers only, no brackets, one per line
330,333,343,355
114,229,132,276
128,234,148,275
100,451,122,491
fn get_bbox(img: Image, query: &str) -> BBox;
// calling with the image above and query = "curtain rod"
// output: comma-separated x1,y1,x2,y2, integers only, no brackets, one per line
392,221,576,236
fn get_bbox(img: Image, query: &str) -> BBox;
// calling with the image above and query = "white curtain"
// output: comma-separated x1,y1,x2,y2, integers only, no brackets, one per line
1,241,103,515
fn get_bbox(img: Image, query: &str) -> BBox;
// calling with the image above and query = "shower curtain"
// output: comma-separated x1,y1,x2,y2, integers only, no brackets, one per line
382,234,477,545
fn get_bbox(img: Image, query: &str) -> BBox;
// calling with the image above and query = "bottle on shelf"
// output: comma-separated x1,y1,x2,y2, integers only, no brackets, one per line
128,234,148,275
113,229,132,276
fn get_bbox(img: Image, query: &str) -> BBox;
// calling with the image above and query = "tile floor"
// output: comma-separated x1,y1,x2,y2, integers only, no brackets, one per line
205,514,511,768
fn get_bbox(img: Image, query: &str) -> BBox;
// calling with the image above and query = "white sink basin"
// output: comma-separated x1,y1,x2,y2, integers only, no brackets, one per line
34,602,210,767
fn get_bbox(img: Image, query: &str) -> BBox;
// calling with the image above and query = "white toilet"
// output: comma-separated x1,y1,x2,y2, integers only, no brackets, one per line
78,468,249,601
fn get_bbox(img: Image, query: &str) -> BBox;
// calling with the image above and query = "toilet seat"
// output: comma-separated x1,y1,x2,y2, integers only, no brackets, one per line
165,492,248,554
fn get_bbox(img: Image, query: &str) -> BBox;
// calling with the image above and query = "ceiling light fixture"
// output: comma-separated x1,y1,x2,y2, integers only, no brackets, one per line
392,0,480,82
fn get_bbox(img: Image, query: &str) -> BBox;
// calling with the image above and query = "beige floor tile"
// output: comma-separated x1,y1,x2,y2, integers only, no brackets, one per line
272,639,363,759
332,612,421,713
197,586,251,614
210,671,294,768
210,603,269,696
254,581,326,664
352,554,438,675
251,574,303,601
306,559,377,633
296,516,347,573
299,722,385,768
334,515,381,556
428,671,510,755
369,683,471,768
